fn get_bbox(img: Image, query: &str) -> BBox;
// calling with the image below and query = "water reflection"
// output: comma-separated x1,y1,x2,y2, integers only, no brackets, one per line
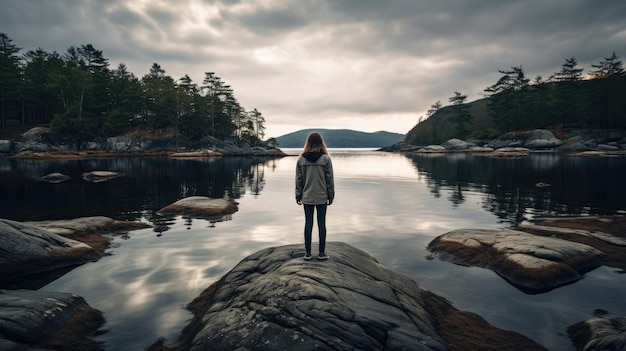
1,151,625,350
405,152,626,225
0,156,276,222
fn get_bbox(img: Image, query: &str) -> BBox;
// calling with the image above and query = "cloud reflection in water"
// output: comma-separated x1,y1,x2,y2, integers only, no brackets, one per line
38,151,626,351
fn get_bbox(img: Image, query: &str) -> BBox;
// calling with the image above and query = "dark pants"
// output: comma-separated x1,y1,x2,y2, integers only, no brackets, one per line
303,204,327,254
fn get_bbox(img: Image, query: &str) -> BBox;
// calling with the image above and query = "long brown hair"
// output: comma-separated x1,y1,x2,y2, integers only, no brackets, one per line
301,132,329,155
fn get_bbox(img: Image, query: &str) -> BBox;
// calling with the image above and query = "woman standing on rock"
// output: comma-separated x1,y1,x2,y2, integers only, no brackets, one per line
296,132,335,261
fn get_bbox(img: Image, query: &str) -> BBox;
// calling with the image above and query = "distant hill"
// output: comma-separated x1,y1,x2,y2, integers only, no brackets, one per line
275,129,405,148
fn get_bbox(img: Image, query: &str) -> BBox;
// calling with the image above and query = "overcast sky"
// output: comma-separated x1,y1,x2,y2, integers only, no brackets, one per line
2,1,625,138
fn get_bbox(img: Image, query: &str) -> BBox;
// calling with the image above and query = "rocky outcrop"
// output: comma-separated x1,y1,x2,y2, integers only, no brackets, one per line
568,314,626,351
0,289,105,351
169,150,223,158
410,131,560,154
0,217,149,348
25,216,150,239
417,145,447,152
380,129,626,155
1,127,286,158
0,218,101,284
410,140,496,153
377,142,422,152
486,129,562,150
427,216,626,295
427,229,604,293
1,217,149,286
486,147,530,157
442,138,473,150
518,216,626,273
564,129,626,149
524,129,564,149
157,196,239,219
159,242,545,351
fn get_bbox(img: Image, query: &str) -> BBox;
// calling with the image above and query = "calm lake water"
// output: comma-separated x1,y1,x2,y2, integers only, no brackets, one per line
1,149,625,350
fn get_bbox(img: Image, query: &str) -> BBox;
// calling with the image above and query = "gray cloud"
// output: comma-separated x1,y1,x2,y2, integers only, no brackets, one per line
2,0,625,137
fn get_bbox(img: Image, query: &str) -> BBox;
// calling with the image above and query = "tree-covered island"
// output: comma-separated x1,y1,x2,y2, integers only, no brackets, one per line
0,33,274,154
1,32,625,155
406,53,625,146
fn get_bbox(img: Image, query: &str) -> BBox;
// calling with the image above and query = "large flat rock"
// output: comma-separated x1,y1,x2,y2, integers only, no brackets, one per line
157,196,238,219
2,217,149,287
158,242,546,351
427,229,604,293
0,219,101,284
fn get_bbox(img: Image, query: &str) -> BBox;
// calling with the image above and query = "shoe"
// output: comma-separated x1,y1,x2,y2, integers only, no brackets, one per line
317,252,329,260
304,253,312,261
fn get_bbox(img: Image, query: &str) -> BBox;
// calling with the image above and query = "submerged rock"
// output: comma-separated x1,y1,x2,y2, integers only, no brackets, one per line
39,172,71,183
0,289,105,350
427,229,604,293
81,171,125,183
157,196,238,219
159,242,546,351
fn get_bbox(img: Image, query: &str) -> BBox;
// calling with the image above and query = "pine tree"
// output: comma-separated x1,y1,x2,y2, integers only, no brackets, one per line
448,91,471,138
589,52,626,127
551,57,586,126
590,51,624,78
0,33,22,129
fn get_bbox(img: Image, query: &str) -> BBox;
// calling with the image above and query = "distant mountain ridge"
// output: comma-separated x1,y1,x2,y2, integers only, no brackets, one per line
275,129,405,148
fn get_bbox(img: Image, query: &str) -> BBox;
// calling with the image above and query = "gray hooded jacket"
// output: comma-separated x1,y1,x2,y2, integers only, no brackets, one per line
295,151,334,205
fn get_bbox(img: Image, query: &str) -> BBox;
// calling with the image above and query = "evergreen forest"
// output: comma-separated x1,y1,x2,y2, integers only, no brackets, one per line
406,54,626,145
2,32,624,148
0,33,266,145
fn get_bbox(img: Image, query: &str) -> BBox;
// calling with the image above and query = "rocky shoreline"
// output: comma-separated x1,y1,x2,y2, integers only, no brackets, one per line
381,129,626,156
2,201,626,349
0,127,286,159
